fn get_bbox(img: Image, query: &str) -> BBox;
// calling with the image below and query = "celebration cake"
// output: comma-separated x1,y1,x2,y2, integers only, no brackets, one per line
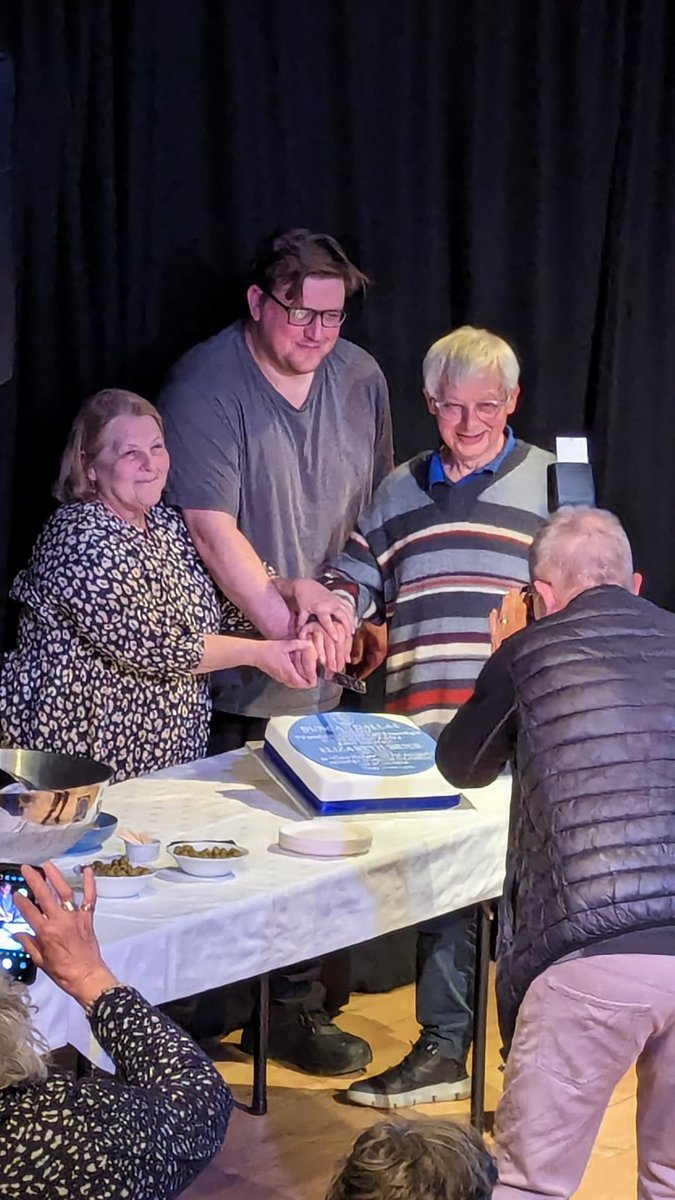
263,712,460,814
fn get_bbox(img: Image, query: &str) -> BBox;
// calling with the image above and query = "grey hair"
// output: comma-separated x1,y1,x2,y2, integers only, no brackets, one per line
530,506,634,597
422,325,520,397
325,1116,498,1200
0,973,49,1089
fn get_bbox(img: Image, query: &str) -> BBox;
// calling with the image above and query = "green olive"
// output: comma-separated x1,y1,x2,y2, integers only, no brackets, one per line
91,856,151,878
173,843,243,859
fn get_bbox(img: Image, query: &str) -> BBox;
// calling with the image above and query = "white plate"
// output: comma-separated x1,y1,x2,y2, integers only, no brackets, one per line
278,819,372,858
167,840,249,877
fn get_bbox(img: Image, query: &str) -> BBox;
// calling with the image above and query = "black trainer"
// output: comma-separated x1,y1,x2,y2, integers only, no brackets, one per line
241,1009,372,1076
345,1037,470,1107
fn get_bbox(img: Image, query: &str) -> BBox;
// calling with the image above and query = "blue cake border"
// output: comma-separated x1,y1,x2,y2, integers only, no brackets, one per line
264,742,461,815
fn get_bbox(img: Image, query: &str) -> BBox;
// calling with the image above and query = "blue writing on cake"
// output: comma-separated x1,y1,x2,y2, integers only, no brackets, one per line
288,713,436,776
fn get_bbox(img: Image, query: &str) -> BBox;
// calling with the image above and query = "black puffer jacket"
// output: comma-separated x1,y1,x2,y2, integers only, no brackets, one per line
437,585,675,1043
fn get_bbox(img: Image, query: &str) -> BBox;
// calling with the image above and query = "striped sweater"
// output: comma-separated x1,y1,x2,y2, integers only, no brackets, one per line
324,442,553,739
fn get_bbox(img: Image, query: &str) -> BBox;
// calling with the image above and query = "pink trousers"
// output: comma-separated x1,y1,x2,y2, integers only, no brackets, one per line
493,954,675,1199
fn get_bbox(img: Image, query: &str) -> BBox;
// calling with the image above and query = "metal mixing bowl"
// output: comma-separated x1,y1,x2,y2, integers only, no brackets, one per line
0,749,113,864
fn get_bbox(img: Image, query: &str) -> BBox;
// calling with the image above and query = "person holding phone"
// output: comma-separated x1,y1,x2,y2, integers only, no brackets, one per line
1,862,231,1199
436,508,675,1199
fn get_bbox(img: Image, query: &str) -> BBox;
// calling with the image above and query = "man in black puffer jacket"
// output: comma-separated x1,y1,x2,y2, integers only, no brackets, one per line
436,506,675,1200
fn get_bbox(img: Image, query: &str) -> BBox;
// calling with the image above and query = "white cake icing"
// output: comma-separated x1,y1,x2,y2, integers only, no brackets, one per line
264,712,459,814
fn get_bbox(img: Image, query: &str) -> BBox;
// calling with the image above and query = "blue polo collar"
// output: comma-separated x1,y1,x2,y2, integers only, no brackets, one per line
428,426,516,488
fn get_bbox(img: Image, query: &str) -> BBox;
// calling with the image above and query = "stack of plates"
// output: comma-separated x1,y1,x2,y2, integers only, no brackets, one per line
278,819,372,858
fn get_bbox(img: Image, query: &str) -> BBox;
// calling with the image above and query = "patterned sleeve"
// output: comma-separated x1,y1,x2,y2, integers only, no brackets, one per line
322,521,387,624
79,986,232,1191
321,483,392,624
15,511,205,677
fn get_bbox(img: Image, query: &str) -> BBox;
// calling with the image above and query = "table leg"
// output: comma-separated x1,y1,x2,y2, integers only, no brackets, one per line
471,902,493,1133
250,972,270,1116
75,1050,90,1080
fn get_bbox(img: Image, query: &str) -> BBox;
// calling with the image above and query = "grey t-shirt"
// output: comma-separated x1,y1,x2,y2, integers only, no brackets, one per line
159,321,393,717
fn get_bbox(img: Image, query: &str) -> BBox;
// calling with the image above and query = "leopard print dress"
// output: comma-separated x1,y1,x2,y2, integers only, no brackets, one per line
0,502,228,781
0,985,232,1199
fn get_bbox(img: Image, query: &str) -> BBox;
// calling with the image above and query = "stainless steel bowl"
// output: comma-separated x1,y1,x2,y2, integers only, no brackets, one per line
0,749,113,864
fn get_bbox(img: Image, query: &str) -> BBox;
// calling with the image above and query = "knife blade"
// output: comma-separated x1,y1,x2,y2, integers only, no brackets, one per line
317,665,367,694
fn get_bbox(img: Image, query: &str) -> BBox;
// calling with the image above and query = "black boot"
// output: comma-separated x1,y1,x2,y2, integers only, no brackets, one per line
241,1008,372,1076
345,1037,470,1107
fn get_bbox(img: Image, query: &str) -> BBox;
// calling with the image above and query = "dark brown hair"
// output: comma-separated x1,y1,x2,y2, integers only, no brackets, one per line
54,389,164,503
248,227,370,302
325,1118,498,1200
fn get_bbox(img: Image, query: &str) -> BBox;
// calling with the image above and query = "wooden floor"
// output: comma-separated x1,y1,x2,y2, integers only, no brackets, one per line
182,972,637,1199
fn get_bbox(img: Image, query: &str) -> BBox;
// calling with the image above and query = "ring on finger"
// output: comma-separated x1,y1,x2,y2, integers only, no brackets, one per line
61,899,76,913
80,901,95,913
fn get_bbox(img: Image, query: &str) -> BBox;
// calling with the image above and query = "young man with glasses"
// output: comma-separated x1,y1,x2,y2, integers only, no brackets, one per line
288,325,554,1107
157,228,393,1076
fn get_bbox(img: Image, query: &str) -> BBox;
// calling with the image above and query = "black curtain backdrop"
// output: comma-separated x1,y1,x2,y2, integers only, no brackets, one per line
2,0,675,642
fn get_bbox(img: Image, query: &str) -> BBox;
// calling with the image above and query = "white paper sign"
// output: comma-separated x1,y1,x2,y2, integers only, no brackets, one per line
556,436,589,464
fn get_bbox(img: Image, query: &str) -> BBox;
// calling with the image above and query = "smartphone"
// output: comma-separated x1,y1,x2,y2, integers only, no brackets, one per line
519,584,537,625
0,864,38,984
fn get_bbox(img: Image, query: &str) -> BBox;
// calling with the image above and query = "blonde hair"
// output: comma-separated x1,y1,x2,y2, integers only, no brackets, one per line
326,1118,497,1200
530,506,634,597
54,389,164,503
423,326,520,397
0,973,49,1089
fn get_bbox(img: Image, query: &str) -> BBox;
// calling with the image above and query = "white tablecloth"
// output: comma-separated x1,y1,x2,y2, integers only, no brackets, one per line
31,747,511,1060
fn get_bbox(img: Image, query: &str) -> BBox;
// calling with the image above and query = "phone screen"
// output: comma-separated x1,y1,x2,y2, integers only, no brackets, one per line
0,866,37,984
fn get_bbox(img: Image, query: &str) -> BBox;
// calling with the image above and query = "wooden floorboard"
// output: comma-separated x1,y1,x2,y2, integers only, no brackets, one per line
182,974,637,1199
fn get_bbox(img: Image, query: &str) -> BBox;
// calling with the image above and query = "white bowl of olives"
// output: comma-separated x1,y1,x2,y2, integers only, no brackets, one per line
76,856,157,898
167,839,248,878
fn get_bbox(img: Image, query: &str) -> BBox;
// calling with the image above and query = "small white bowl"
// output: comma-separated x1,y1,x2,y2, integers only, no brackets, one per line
123,838,161,865
167,839,248,878
76,859,156,899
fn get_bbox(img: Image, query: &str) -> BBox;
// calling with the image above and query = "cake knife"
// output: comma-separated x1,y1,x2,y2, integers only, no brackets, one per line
317,665,367,695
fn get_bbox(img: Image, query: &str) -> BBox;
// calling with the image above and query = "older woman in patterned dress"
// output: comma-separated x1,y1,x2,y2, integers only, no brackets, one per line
0,389,314,781
1,861,232,1200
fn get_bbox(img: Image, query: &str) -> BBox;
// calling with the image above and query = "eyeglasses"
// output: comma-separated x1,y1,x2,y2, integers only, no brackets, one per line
430,394,509,421
263,290,347,328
